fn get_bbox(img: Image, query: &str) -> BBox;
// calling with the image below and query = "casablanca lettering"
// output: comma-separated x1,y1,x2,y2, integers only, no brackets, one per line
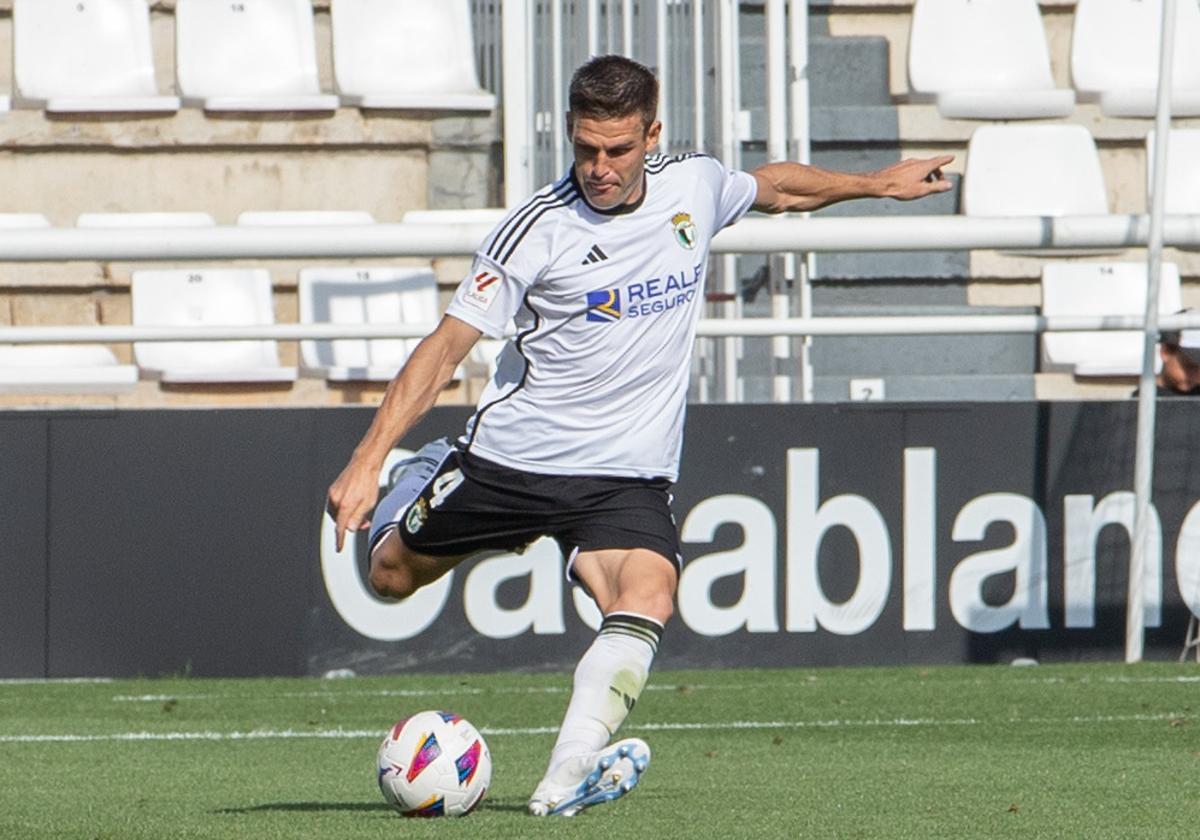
321,446,1196,642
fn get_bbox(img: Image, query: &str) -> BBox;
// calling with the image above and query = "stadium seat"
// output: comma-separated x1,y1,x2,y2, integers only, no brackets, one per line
963,124,1109,218
131,268,297,384
401,208,507,226
331,0,496,111
1146,129,1200,220
1071,0,1200,118
1041,262,1182,377
175,0,339,113
0,213,51,229
12,0,180,114
76,212,217,228
0,345,138,394
298,266,439,382
907,0,1074,119
236,211,376,226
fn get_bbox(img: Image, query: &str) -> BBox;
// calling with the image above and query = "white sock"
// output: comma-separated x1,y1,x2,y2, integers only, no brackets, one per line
541,612,663,786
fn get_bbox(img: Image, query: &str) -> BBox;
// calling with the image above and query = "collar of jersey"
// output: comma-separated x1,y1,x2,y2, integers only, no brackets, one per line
569,168,647,216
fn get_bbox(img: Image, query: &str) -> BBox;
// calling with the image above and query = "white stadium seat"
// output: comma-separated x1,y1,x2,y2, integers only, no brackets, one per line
12,0,180,113
1072,0,1200,118
964,125,1113,256
236,211,376,226
332,0,496,111
298,266,439,382
908,0,1074,119
964,124,1109,218
131,268,297,384
402,208,507,226
175,0,339,113
76,212,217,228
1146,129,1200,219
0,213,51,229
0,345,138,394
1041,262,1182,377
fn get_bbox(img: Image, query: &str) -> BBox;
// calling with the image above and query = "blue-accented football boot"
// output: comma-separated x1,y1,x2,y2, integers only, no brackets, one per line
527,738,651,817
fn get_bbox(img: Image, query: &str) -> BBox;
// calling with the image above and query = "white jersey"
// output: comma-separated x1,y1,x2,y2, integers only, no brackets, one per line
445,153,758,481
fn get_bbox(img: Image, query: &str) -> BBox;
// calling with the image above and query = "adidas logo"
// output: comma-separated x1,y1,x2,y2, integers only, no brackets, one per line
581,244,609,265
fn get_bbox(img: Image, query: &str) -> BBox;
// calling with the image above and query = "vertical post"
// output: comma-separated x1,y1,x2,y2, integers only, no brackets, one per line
1129,0,1178,663
789,0,813,403
502,0,535,207
692,0,710,402
551,0,565,176
622,0,634,56
718,0,741,402
588,0,600,56
766,0,791,402
656,0,669,152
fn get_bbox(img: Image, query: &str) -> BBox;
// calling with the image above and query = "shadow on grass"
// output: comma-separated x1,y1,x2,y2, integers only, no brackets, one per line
216,797,530,815
216,803,385,815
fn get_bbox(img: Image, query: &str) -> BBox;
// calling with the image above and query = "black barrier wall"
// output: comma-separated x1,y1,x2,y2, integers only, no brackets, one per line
3,403,1200,678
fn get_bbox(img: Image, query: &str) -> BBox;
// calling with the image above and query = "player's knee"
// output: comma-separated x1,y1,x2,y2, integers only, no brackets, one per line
645,591,674,624
368,564,418,600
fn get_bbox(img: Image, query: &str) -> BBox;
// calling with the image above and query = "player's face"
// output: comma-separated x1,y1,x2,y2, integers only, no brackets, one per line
569,112,662,210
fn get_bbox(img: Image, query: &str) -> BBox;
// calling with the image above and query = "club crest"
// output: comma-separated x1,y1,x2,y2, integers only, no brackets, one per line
671,211,697,250
405,497,429,534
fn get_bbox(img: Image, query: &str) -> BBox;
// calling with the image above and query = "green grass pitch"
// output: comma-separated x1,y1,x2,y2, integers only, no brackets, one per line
1,663,1198,839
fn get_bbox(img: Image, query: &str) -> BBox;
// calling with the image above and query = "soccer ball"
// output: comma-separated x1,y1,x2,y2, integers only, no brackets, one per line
376,710,492,817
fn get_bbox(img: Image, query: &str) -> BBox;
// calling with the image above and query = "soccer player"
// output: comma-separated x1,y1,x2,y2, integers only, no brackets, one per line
327,55,952,816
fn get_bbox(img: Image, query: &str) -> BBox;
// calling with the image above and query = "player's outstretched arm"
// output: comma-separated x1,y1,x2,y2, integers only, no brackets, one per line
750,154,954,214
326,315,481,550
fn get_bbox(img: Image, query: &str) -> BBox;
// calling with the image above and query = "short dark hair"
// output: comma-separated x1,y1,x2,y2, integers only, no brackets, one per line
568,55,659,130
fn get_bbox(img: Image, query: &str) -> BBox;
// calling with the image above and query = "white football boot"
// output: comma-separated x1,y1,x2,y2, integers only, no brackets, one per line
527,738,651,817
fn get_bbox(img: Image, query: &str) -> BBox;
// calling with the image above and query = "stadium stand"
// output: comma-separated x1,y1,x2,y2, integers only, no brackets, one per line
962,124,1110,220
1071,0,1200,118
1146,129,1200,220
131,268,298,384
332,0,496,112
401,209,508,226
297,265,438,382
174,0,338,112
0,1,1193,409
906,0,1074,119
236,211,377,226
76,212,217,228
12,0,180,114
1041,262,1182,377
0,344,138,394
0,213,51,230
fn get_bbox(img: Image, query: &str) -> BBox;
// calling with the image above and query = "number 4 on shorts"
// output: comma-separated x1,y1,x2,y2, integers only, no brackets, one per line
429,469,464,510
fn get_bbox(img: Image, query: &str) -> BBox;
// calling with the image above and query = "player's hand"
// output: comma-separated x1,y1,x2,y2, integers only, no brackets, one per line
327,458,381,552
873,154,955,201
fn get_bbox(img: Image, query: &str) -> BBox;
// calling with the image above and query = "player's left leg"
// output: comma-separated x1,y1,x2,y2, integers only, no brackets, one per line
528,547,676,816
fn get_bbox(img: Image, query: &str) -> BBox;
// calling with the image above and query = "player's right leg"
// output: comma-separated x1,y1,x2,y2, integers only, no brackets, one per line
367,530,468,600
365,438,470,599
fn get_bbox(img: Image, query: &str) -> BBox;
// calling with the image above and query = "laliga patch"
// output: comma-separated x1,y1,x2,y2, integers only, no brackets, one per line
461,270,502,312
405,498,429,534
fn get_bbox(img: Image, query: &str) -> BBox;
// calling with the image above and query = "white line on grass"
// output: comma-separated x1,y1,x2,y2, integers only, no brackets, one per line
108,683,731,703
0,678,114,686
0,711,1189,744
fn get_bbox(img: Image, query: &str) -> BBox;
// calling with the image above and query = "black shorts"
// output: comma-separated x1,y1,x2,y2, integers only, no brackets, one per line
371,441,682,576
